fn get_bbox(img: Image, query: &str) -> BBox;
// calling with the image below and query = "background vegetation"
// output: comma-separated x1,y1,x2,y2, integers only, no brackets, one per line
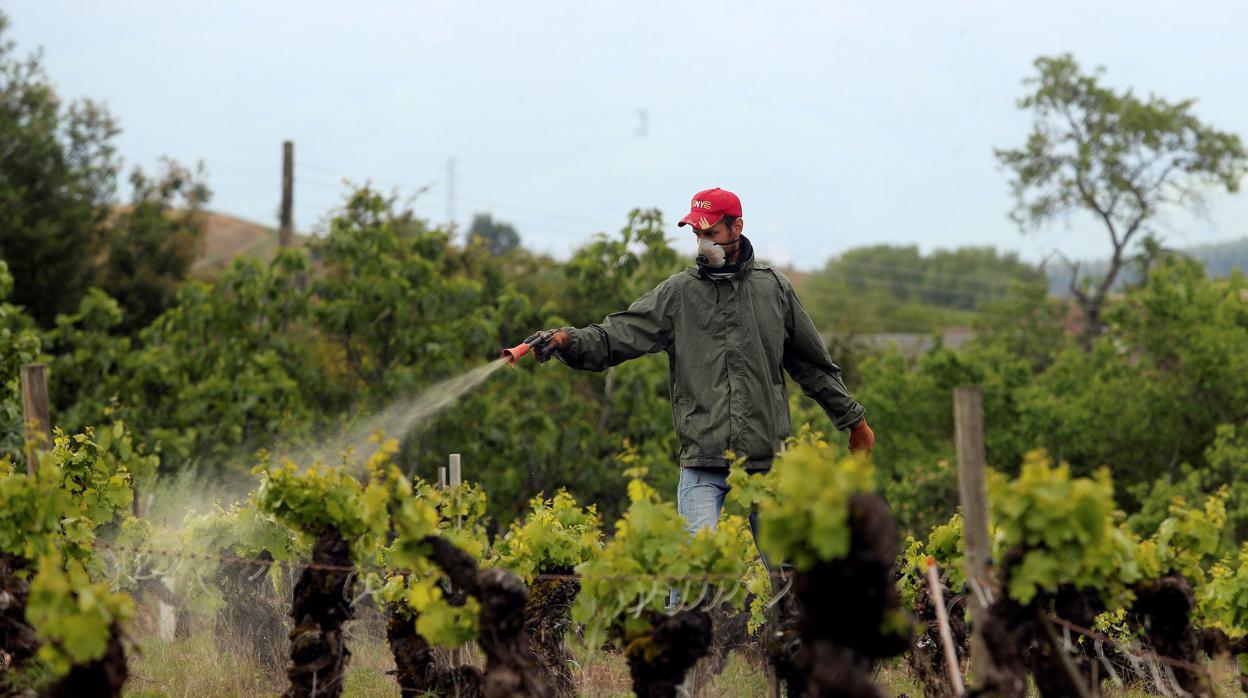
2,13,1246,548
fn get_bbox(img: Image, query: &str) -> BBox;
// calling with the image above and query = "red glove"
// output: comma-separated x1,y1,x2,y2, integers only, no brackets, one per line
849,418,874,455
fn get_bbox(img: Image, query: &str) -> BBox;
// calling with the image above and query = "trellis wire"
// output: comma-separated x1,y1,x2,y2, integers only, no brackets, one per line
98,541,781,583
1044,614,1212,696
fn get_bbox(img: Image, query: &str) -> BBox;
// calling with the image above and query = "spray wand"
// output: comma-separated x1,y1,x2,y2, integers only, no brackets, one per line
501,330,561,365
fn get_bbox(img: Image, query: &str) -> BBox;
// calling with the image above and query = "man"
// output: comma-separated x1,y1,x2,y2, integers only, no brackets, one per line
522,187,873,550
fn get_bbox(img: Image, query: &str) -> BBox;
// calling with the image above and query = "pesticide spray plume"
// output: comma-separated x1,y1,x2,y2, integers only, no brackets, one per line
133,356,510,545
274,357,510,473
108,354,511,659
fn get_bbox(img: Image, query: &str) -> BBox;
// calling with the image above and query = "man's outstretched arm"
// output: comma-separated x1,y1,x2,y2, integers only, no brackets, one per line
779,279,872,451
540,284,673,372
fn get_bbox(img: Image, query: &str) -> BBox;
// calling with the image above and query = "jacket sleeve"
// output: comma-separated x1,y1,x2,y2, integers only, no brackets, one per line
779,277,866,431
557,283,673,372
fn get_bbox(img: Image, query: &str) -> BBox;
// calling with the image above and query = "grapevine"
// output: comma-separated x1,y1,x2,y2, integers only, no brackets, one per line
572,467,753,696
730,429,912,697
0,424,144,695
491,489,602,696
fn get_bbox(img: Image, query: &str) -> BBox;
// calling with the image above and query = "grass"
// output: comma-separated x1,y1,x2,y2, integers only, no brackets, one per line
120,631,933,698
574,651,772,698
122,618,1242,697
125,616,400,698
126,634,284,697
123,626,780,698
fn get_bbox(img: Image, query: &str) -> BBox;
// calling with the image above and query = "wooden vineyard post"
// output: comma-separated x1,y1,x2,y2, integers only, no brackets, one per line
448,453,461,488
446,453,463,668
449,453,463,529
21,363,51,476
954,385,995,688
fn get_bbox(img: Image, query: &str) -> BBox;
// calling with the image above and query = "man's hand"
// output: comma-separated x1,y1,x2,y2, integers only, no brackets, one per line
849,418,874,455
525,329,569,362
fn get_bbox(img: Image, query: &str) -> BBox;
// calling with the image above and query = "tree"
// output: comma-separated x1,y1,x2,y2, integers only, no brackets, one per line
312,188,496,395
466,212,520,256
0,260,40,461
996,53,1247,341
800,244,1047,336
0,12,120,325
96,160,210,334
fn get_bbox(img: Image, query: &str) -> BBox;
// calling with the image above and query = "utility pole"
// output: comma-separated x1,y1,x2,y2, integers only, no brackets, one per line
446,157,456,235
280,140,294,247
954,385,995,688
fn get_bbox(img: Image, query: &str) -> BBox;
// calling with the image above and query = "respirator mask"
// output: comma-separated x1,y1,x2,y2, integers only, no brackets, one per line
696,237,727,268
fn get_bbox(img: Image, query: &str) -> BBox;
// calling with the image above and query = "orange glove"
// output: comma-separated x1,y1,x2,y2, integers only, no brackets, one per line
849,418,874,455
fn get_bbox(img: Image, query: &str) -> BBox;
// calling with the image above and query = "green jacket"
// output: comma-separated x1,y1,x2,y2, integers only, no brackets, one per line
559,238,865,470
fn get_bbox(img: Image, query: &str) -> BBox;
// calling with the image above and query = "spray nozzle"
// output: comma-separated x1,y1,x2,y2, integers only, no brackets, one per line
501,341,532,365
502,330,560,365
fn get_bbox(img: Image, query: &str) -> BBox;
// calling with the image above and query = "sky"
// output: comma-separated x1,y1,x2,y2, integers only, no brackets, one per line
7,0,1248,270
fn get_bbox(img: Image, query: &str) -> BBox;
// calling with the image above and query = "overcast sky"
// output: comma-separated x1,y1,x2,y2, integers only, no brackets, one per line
7,0,1248,269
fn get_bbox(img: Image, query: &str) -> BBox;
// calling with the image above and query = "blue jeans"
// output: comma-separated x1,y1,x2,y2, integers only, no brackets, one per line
668,466,771,608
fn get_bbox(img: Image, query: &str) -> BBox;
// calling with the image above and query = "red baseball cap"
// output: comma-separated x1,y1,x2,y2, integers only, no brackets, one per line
678,188,742,230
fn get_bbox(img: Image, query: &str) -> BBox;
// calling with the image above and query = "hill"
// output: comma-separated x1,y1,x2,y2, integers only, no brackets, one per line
1190,236,1248,277
192,211,308,277
1048,236,1248,294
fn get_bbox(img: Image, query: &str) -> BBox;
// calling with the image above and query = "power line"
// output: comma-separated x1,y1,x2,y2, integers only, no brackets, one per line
210,172,279,199
458,197,604,229
99,541,771,583
295,161,344,179
297,175,345,190
295,163,412,194
231,183,281,208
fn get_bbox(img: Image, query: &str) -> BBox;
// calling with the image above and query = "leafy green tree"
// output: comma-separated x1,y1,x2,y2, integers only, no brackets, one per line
810,245,1043,312
1008,259,1248,508
813,340,1032,537
558,208,682,326
1014,340,1179,485
466,212,520,256
1128,423,1248,553
996,53,1247,340
41,289,130,436
312,188,497,396
103,251,336,464
96,160,210,334
971,284,1073,372
801,244,1046,337
0,12,119,325
0,260,40,461
825,252,1248,533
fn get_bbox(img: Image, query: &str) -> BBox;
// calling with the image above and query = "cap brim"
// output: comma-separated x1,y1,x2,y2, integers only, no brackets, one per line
678,211,724,230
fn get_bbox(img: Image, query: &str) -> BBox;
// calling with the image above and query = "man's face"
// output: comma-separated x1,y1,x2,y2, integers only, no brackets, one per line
692,217,743,247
